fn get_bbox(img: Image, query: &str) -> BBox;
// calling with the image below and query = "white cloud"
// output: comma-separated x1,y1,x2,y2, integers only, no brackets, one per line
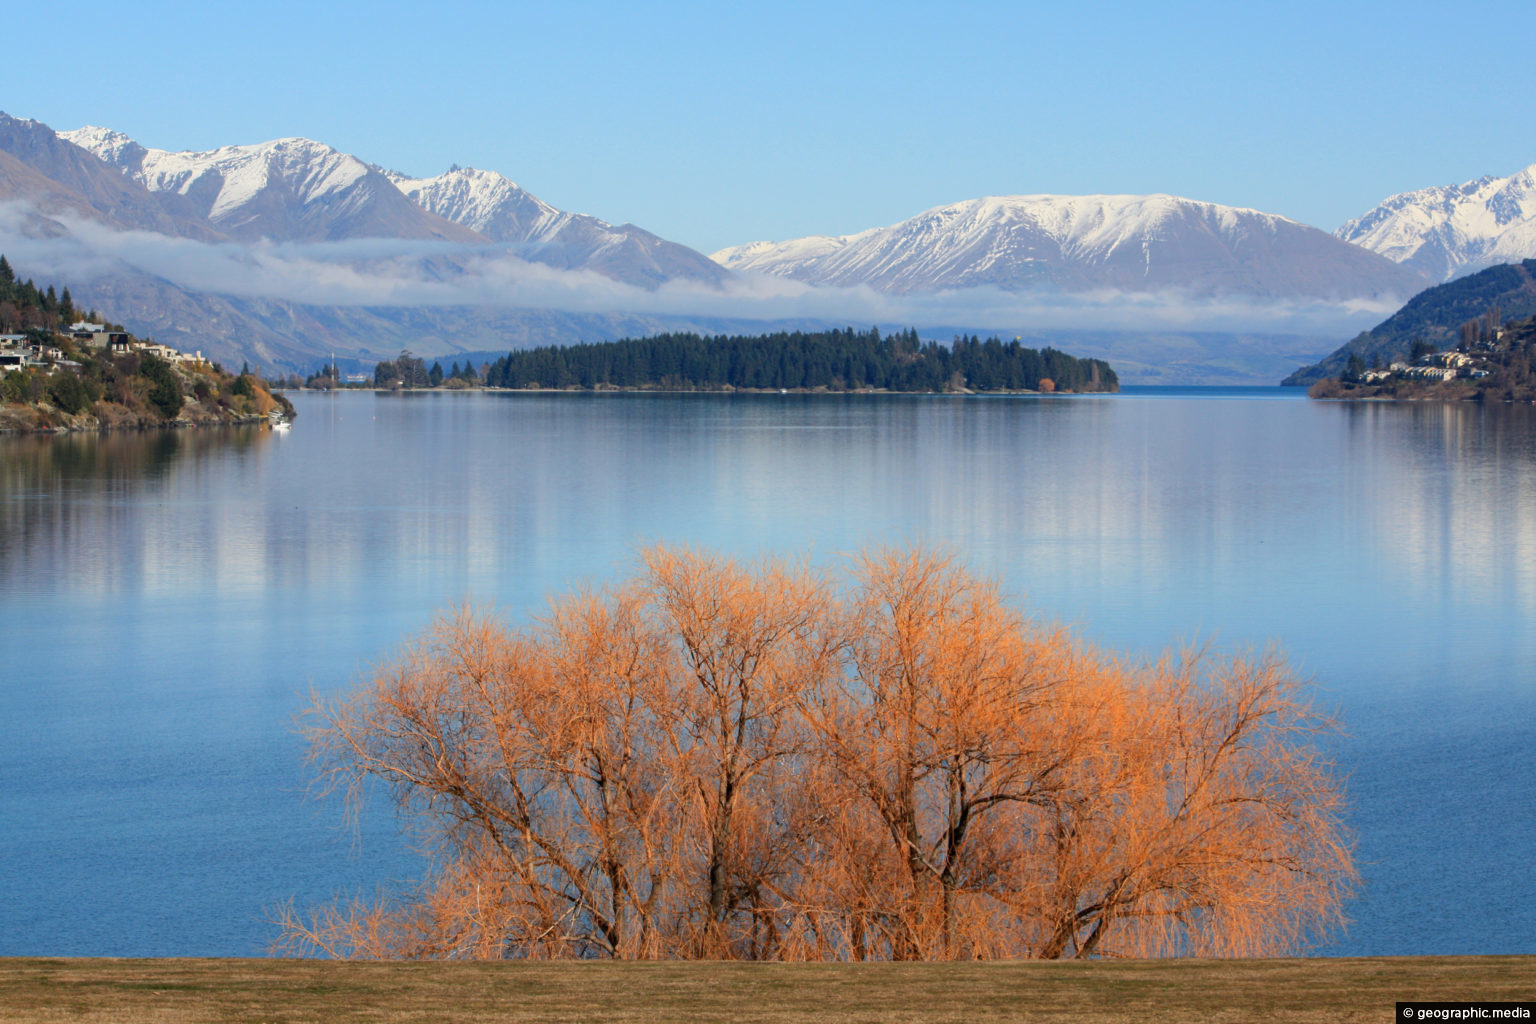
0,200,1399,338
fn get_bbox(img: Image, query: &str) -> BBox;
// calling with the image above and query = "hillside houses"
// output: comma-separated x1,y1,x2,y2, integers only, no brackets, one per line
2,324,207,376
1360,349,1492,384
0,333,56,371
68,321,131,354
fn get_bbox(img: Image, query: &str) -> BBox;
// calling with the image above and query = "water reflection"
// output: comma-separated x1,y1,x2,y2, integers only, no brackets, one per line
6,393,1536,629
1337,400,1536,613
6,393,1536,626
2,390,1533,956
0,427,275,596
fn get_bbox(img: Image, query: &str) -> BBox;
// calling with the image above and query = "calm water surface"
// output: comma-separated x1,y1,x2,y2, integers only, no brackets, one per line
2,387,1533,956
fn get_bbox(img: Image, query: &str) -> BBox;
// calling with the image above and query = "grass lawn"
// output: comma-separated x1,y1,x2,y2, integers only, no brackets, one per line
0,956,1532,1023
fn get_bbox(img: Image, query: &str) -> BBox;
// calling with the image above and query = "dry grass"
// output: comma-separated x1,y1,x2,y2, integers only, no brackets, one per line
0,956,1531,1023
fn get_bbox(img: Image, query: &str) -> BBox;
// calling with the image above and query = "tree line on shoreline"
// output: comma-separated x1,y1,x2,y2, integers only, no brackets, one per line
309,329,1119,394
278,545,1353,962
480,329,1118,393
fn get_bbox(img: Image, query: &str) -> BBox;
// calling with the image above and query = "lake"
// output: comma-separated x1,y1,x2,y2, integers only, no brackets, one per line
2,387,1533,957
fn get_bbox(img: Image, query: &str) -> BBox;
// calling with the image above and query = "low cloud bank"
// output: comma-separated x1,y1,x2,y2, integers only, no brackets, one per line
0,201,1399,338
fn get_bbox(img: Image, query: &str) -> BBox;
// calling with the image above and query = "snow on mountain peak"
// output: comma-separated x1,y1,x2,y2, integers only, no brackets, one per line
382,163,727,285
46,118,723,282
713,192,1419,300
129,136,370,219
1338,162,1536,281
384,165,562,240
65,129,365,214
57,127,478,242
60,125,146,169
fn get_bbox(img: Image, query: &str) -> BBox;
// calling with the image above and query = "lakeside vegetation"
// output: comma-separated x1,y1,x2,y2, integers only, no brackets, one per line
2,955,1532,1023
0,257,293,433
307,328,1118,394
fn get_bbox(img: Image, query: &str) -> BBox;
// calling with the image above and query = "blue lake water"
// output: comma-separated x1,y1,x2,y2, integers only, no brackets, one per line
2,387,1533,957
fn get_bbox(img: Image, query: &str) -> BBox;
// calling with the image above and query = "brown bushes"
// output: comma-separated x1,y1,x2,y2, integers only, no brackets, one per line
277,546,1354,961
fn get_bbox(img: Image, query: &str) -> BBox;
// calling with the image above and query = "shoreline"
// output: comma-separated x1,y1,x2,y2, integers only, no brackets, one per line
280,384,1107,397
0,406,284,435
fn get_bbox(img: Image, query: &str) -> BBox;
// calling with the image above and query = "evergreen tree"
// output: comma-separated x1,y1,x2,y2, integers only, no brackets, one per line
469,329,1114,394
139,353,184,419
399,354,429,388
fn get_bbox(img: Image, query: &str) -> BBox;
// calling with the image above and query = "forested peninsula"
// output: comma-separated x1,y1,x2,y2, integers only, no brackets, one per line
0,257,293,433
355,329,1118,394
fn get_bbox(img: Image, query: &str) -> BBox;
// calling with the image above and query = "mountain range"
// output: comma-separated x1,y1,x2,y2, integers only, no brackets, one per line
6,109,1536,382
713,194,1427,302
58,124,726,288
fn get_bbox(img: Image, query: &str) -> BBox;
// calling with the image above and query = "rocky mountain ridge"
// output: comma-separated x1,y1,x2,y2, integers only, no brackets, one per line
1336,163,1536,284
384,165,726,285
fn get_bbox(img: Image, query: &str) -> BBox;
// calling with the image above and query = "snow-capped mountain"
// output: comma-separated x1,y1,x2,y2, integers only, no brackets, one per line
384,165,558,240
57,125,726,285
714,194,1429,301
385,165,726,286
1337,164,1536,282
61,126,484,244
0,114,220,240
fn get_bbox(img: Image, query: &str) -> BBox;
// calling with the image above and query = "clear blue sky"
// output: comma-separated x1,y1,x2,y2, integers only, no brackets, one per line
11,0,1536,254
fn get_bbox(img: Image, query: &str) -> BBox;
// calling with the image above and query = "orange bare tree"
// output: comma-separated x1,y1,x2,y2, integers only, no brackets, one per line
796,546,1081,959
1028,647,1357,958
276,544,1355,960
637,546,840,957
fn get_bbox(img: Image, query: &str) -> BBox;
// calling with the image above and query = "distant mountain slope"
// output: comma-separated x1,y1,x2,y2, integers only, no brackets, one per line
714,194,1429,301
0,114,221,240
0,149,102,238
61,126,483,244
61,269,812,376
1282,260,1536,385
1338,164,1536,282
384,166,727,286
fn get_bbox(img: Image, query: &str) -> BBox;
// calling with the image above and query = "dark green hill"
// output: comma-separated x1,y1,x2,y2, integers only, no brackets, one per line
1282,260,1536,385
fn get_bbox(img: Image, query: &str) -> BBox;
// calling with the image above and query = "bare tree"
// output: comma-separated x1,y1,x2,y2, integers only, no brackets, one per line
277,545,1355,961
